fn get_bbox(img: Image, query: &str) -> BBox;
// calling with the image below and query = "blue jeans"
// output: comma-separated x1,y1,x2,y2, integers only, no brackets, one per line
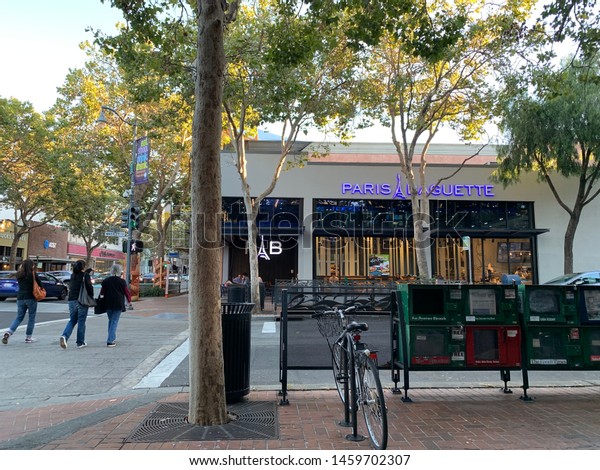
106,309,122,344
9,299,38,336
62,300,89,346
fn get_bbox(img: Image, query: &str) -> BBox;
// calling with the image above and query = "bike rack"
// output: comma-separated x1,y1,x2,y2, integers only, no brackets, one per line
278,289,290,405
344,339,365,442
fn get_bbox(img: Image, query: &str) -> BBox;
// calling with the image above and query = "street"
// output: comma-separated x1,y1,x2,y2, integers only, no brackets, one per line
2,294,600,401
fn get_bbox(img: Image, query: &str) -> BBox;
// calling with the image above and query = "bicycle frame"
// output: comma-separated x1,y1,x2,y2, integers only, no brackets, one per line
313,305,388,449
337,328,373,443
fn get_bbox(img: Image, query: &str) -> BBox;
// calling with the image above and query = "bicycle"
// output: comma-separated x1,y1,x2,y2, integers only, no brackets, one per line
312,305,388,450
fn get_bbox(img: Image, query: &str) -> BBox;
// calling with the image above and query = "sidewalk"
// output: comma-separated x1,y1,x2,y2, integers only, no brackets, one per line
1,294,600,451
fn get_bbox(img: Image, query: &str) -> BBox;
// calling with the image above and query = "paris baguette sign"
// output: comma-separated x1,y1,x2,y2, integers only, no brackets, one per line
342,174,495,199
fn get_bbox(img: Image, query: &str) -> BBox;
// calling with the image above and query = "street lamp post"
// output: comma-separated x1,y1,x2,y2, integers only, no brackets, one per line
96,106,137,286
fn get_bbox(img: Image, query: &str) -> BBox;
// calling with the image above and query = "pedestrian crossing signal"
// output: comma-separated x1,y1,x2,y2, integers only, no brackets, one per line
122,240,144,253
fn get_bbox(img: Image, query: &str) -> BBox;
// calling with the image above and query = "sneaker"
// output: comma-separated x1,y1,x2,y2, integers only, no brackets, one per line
107,342,116,348
76,342,87,349
59,336,67,349
24,337,37,343
2,332,10,345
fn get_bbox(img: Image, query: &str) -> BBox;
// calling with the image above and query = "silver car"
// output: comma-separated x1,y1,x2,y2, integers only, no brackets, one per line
543,272,600,286
46,270,72,287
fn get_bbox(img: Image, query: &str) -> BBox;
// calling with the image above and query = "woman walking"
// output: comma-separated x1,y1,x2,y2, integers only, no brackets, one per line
2,259,43,344
100,263,131,347
59,260,94,349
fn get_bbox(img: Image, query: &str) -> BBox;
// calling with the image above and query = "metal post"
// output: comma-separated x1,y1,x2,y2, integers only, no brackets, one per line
126,121,137,287
96,105,137,288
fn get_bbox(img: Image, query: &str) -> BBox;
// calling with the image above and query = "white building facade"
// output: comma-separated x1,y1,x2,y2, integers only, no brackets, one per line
220,142,600,286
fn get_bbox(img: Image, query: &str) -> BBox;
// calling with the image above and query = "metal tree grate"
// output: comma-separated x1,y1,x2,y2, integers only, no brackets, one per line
125,401,278,442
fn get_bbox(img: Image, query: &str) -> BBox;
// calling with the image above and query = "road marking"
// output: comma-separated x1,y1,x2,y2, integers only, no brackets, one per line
262,322,276,334
134,338,189,389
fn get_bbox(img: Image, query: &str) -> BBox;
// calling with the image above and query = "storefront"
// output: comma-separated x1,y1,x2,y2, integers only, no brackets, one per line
67,244,125,273
220,142,600,284
0,219,27,270
222,197,302,285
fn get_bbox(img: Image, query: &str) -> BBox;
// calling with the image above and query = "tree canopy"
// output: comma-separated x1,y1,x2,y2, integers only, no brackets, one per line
494,57,600,273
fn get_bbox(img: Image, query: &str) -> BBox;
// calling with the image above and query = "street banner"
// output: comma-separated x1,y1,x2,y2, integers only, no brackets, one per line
134,136,150,185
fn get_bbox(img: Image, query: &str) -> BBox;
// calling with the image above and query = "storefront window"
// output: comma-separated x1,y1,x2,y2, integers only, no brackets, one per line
222,197,302,227
507,202,532,229
432,201,533,230
314,236,416,280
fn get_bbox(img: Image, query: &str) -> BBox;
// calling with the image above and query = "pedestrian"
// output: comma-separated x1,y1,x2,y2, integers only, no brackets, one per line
99,263,131,348
59,260,94,349
2,259,43,344
233,272,249,284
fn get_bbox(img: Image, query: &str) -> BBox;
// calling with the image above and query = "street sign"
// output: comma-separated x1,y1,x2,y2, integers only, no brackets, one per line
105,231,126,237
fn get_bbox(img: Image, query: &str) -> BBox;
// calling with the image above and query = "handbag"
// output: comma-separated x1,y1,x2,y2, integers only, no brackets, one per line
94,296,107,315
32,273,46,301
78,276,96,307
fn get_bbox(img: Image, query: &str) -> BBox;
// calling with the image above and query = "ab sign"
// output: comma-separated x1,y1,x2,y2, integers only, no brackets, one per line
257,236,282,261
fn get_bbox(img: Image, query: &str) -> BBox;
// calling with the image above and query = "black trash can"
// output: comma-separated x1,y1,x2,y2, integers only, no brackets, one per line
227,285,246,303
259,281,266,310
221,302,254,403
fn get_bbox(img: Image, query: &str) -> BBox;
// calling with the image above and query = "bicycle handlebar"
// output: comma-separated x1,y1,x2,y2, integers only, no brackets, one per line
311,305,358,319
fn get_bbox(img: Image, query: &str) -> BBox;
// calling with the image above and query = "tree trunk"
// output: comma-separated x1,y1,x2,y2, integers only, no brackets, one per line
411,194,431,279
247,215,260,312
9,229,20,270
563,209,581,275
188,0,228,426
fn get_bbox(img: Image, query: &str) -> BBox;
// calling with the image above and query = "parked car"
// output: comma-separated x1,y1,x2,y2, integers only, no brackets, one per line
46,270,73,287
91,272,108,284
543,271,600,286
0,271,18,301
0,271,68,301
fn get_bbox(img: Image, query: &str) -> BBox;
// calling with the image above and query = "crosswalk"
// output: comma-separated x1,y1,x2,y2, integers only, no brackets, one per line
134,320,279,389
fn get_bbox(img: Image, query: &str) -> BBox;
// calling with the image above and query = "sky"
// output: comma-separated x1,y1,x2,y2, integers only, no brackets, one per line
0,0,497,144
0,0,455,143
0,0,124,112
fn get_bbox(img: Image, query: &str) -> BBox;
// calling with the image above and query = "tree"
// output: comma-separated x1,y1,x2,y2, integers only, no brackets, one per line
49,58,128,266
494,58,600,274
0,98,67,269
359,0,534,278
223,1,361,310
541,0,600,60
187,0,241,426
98,0,238,427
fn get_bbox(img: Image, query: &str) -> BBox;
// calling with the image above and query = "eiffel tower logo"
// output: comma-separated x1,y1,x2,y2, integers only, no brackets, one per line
257,236,270,260
393,174,407,199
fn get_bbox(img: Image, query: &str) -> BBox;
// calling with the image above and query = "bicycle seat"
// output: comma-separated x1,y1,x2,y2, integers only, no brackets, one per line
346,321,368,332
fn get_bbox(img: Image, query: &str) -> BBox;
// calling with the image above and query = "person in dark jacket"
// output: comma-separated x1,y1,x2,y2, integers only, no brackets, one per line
99,263,131,347
59,260,94,349
2,259,43,344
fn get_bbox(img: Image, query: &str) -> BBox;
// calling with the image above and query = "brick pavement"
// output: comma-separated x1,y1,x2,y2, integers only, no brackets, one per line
2,387,600,450
2,293,600,451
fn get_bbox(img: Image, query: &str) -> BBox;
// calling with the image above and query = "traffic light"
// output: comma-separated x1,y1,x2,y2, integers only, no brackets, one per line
130,206,139,229
120,209,129,229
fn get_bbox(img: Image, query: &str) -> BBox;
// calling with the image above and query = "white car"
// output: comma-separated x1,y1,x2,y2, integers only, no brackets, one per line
544,272,600,286
46,270,73,287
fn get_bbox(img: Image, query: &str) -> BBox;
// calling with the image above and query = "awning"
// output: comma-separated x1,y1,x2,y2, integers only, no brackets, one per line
429,228,550,238
312,226,549,238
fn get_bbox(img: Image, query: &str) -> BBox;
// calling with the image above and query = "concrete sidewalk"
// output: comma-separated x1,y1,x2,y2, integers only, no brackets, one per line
1,294,600,451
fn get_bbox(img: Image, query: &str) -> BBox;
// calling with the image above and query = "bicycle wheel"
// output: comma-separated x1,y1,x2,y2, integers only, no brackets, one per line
357,354,388,450
332,340,347,403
